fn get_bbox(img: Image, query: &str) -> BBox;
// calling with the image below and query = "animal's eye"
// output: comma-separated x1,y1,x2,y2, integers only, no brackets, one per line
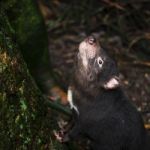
98,59,103,64
97,57,103,67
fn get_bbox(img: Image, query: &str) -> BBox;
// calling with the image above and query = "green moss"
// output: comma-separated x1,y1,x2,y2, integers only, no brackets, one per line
2,0,49,70
0,10,63,150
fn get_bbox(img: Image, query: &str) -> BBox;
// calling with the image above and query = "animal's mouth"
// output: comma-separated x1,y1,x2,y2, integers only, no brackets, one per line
78,35,100,69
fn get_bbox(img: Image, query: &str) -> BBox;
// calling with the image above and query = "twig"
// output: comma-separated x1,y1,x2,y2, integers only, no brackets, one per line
102,0,125,11
127,33,150,52
119,61,150,68
43,95,72,117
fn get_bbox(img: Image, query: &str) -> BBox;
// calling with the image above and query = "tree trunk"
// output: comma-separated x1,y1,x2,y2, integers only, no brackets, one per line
0,1,64,149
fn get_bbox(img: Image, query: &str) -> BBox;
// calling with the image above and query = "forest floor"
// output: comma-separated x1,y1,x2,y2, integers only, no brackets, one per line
38,0,150,125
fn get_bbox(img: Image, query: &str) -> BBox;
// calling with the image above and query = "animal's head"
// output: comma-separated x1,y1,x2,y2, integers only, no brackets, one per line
75,35,120,90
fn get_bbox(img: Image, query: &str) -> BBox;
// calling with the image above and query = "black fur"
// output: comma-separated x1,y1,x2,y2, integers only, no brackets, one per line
64,36,149,150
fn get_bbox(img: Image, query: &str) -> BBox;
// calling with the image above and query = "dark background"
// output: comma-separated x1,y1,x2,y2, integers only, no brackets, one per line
39,0,150,123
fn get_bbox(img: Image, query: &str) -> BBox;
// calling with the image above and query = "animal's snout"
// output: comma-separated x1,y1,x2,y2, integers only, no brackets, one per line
79,35,101,63
87,36,96,45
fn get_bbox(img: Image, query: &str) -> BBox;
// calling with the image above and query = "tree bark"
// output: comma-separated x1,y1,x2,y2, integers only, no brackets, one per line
0,1,64,149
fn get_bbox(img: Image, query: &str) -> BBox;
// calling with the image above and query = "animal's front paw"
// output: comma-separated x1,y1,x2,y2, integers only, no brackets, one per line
53,130,64,142
53,130,70,143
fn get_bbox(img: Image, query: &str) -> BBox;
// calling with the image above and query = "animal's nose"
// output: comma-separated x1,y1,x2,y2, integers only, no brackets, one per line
88,36,96,45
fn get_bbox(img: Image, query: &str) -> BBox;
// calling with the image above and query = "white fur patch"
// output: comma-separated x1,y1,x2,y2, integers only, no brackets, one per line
67,87,79,114
104,77,119,89
79,41,97,69
79,42,96,59
82,55,88,69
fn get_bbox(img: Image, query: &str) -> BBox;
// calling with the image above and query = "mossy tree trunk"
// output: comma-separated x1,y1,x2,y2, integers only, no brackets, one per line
0,1,63,149
2,0,49,70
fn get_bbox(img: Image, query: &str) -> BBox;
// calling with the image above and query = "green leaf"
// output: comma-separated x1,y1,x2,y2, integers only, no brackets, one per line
20,99,27,111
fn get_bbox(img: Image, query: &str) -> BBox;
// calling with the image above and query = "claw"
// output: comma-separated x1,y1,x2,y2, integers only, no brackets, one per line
53,130,70,143
53,130,64,142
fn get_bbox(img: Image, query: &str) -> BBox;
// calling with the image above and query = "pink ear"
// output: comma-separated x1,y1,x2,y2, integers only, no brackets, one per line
104,77,120,89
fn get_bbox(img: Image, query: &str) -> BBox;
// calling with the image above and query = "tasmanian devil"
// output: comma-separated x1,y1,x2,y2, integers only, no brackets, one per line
55,35,150,150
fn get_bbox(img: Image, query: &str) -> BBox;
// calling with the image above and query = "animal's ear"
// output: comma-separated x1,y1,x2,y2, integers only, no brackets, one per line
103,77,120,89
